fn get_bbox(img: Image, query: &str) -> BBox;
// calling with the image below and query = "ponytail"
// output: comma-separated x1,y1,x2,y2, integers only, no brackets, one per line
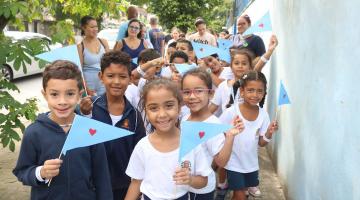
226,80,241,108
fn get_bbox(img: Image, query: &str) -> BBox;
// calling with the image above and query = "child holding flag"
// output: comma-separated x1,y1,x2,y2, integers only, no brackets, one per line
125,78,212,200
13,60,112,200
181,68,244,200
219,71,278,200
80,51,146,200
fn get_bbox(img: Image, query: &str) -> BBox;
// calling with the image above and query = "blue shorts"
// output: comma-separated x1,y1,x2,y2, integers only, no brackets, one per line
226,169,259,190
189,190,215,200
143,193,189,200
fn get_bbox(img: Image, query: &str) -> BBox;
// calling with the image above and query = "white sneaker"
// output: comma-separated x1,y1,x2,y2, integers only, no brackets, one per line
248,186,261,197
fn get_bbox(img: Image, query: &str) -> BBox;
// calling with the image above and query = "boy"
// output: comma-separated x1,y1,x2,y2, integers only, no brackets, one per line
80,51,146,200
13,60,112,200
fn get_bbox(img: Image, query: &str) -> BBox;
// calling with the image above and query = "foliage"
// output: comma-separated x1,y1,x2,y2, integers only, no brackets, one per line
146,0,225,33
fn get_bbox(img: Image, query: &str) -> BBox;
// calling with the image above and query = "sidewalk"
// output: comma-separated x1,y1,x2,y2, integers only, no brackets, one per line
0,140,285,200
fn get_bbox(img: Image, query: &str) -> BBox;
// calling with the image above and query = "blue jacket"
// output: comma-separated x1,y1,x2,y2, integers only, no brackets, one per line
13,113,113,200
91,94,146,190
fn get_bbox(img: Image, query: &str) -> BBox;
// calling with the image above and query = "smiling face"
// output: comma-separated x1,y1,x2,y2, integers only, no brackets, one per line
237,17,250,34
42,79,81,124
99,63,130,98
128,21,141,37
240,80,265,106
83,19,98,38
182,75,212,114
204,56,221,73
145,87,180,134
231,54,252,79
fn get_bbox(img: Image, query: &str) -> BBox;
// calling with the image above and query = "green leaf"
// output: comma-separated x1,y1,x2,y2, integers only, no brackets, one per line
9,129,21,141
9,140,15,152
1,136,9,148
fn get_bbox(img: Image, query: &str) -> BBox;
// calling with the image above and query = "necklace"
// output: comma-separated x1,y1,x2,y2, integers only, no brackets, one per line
59,123,72,128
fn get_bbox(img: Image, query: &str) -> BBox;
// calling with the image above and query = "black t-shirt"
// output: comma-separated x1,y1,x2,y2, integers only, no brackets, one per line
233,34,266,57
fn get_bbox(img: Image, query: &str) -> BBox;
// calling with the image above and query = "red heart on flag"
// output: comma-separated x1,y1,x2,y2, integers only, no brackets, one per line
259,23,264,28
89,128,96,136
199,131,205,139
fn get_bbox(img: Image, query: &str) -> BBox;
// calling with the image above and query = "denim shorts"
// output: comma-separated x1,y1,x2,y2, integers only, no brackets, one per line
226,169,259,190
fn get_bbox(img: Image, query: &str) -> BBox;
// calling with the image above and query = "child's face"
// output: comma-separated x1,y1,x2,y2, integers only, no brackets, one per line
204,56,221,73
240,80,265,106
182,75,212,114
176,43,191,57
145,87,180,134
231,54,251,79
42,79,81,122
99,63,130,98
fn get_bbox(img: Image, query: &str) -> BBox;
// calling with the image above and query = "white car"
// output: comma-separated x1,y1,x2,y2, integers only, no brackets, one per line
97,29,119,50
1,31,62,81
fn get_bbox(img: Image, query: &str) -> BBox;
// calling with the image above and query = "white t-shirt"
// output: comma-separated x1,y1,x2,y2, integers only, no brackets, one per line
109,114,123,126
211,80,242,116
219,67,234,80
160,66,172,79
125,83,140,109
219,104,270,173
188,32,217,47
182,114,225,194
126,136,212,200
137,78,147,93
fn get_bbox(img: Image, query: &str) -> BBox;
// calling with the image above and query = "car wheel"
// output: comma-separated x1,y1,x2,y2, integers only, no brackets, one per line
1,64,13,81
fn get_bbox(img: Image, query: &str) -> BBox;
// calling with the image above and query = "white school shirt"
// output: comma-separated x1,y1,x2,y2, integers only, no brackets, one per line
109,114,123,126
125,83,140,109
182,114,225,194
126,136,212,200
219,104,270,173
211,80,242,116
219,67,234,81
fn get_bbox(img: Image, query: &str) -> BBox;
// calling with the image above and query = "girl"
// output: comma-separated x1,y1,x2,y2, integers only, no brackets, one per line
114,18,149,70
203,54,234,87
181,68,244,200
77,16,110,96
125,79,212,200
219,70,278,200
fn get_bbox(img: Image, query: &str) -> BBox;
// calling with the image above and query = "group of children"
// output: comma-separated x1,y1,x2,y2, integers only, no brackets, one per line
13,21,280,200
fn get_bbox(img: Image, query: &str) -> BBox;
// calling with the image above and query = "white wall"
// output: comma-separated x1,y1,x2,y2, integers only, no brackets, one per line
243,0,360,199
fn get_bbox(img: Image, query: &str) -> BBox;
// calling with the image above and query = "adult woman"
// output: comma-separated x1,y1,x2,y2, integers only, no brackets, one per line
77,16,110,95
114,19,148,70
230,15,266,58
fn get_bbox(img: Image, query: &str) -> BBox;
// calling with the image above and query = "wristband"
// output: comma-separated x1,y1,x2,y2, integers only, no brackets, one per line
260,56,269,63
263,134,272,142
136,66,146,77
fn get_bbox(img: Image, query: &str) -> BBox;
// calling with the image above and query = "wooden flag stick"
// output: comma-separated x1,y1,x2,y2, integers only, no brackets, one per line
47,152,62,187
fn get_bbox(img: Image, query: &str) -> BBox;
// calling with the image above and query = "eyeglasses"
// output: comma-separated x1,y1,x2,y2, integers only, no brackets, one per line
182,89,211,97
129,26,140,31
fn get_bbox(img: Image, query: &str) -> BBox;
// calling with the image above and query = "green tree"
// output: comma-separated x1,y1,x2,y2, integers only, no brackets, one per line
0,0,128,152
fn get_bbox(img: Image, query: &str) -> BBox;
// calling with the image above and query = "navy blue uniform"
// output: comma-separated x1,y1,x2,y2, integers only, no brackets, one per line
91,94,146,200
13,113,113,200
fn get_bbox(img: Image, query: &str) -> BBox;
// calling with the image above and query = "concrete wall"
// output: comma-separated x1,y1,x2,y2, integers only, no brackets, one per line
242,0,360,199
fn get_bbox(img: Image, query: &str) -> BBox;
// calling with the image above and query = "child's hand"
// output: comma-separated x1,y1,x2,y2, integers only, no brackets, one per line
171,71,182,83
150,57,165,68
267,120,278,135
40,159,63,180
225,116,245,137
80,96,93,115
268,35,278,51
173,166,192,185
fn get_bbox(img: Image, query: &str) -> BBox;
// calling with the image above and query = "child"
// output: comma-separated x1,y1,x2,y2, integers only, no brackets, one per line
176,38,197,64
181,68,244,200
13,60,112,199
80,51,146,200
219,71,278,200
125,78,212,200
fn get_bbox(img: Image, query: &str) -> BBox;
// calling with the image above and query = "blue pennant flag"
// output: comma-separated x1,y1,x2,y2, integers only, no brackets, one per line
217,39,232,50
243,11,272,35
191,41,219,59
61,115,134,155
278,81,291,106
179,121,232,161
35,45,82,70
174,63,197,75
132,57,138,65
217,48,231,63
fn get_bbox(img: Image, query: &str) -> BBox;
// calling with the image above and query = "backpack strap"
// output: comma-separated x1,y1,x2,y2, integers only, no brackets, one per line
98,38,105,49
81,41,85,54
